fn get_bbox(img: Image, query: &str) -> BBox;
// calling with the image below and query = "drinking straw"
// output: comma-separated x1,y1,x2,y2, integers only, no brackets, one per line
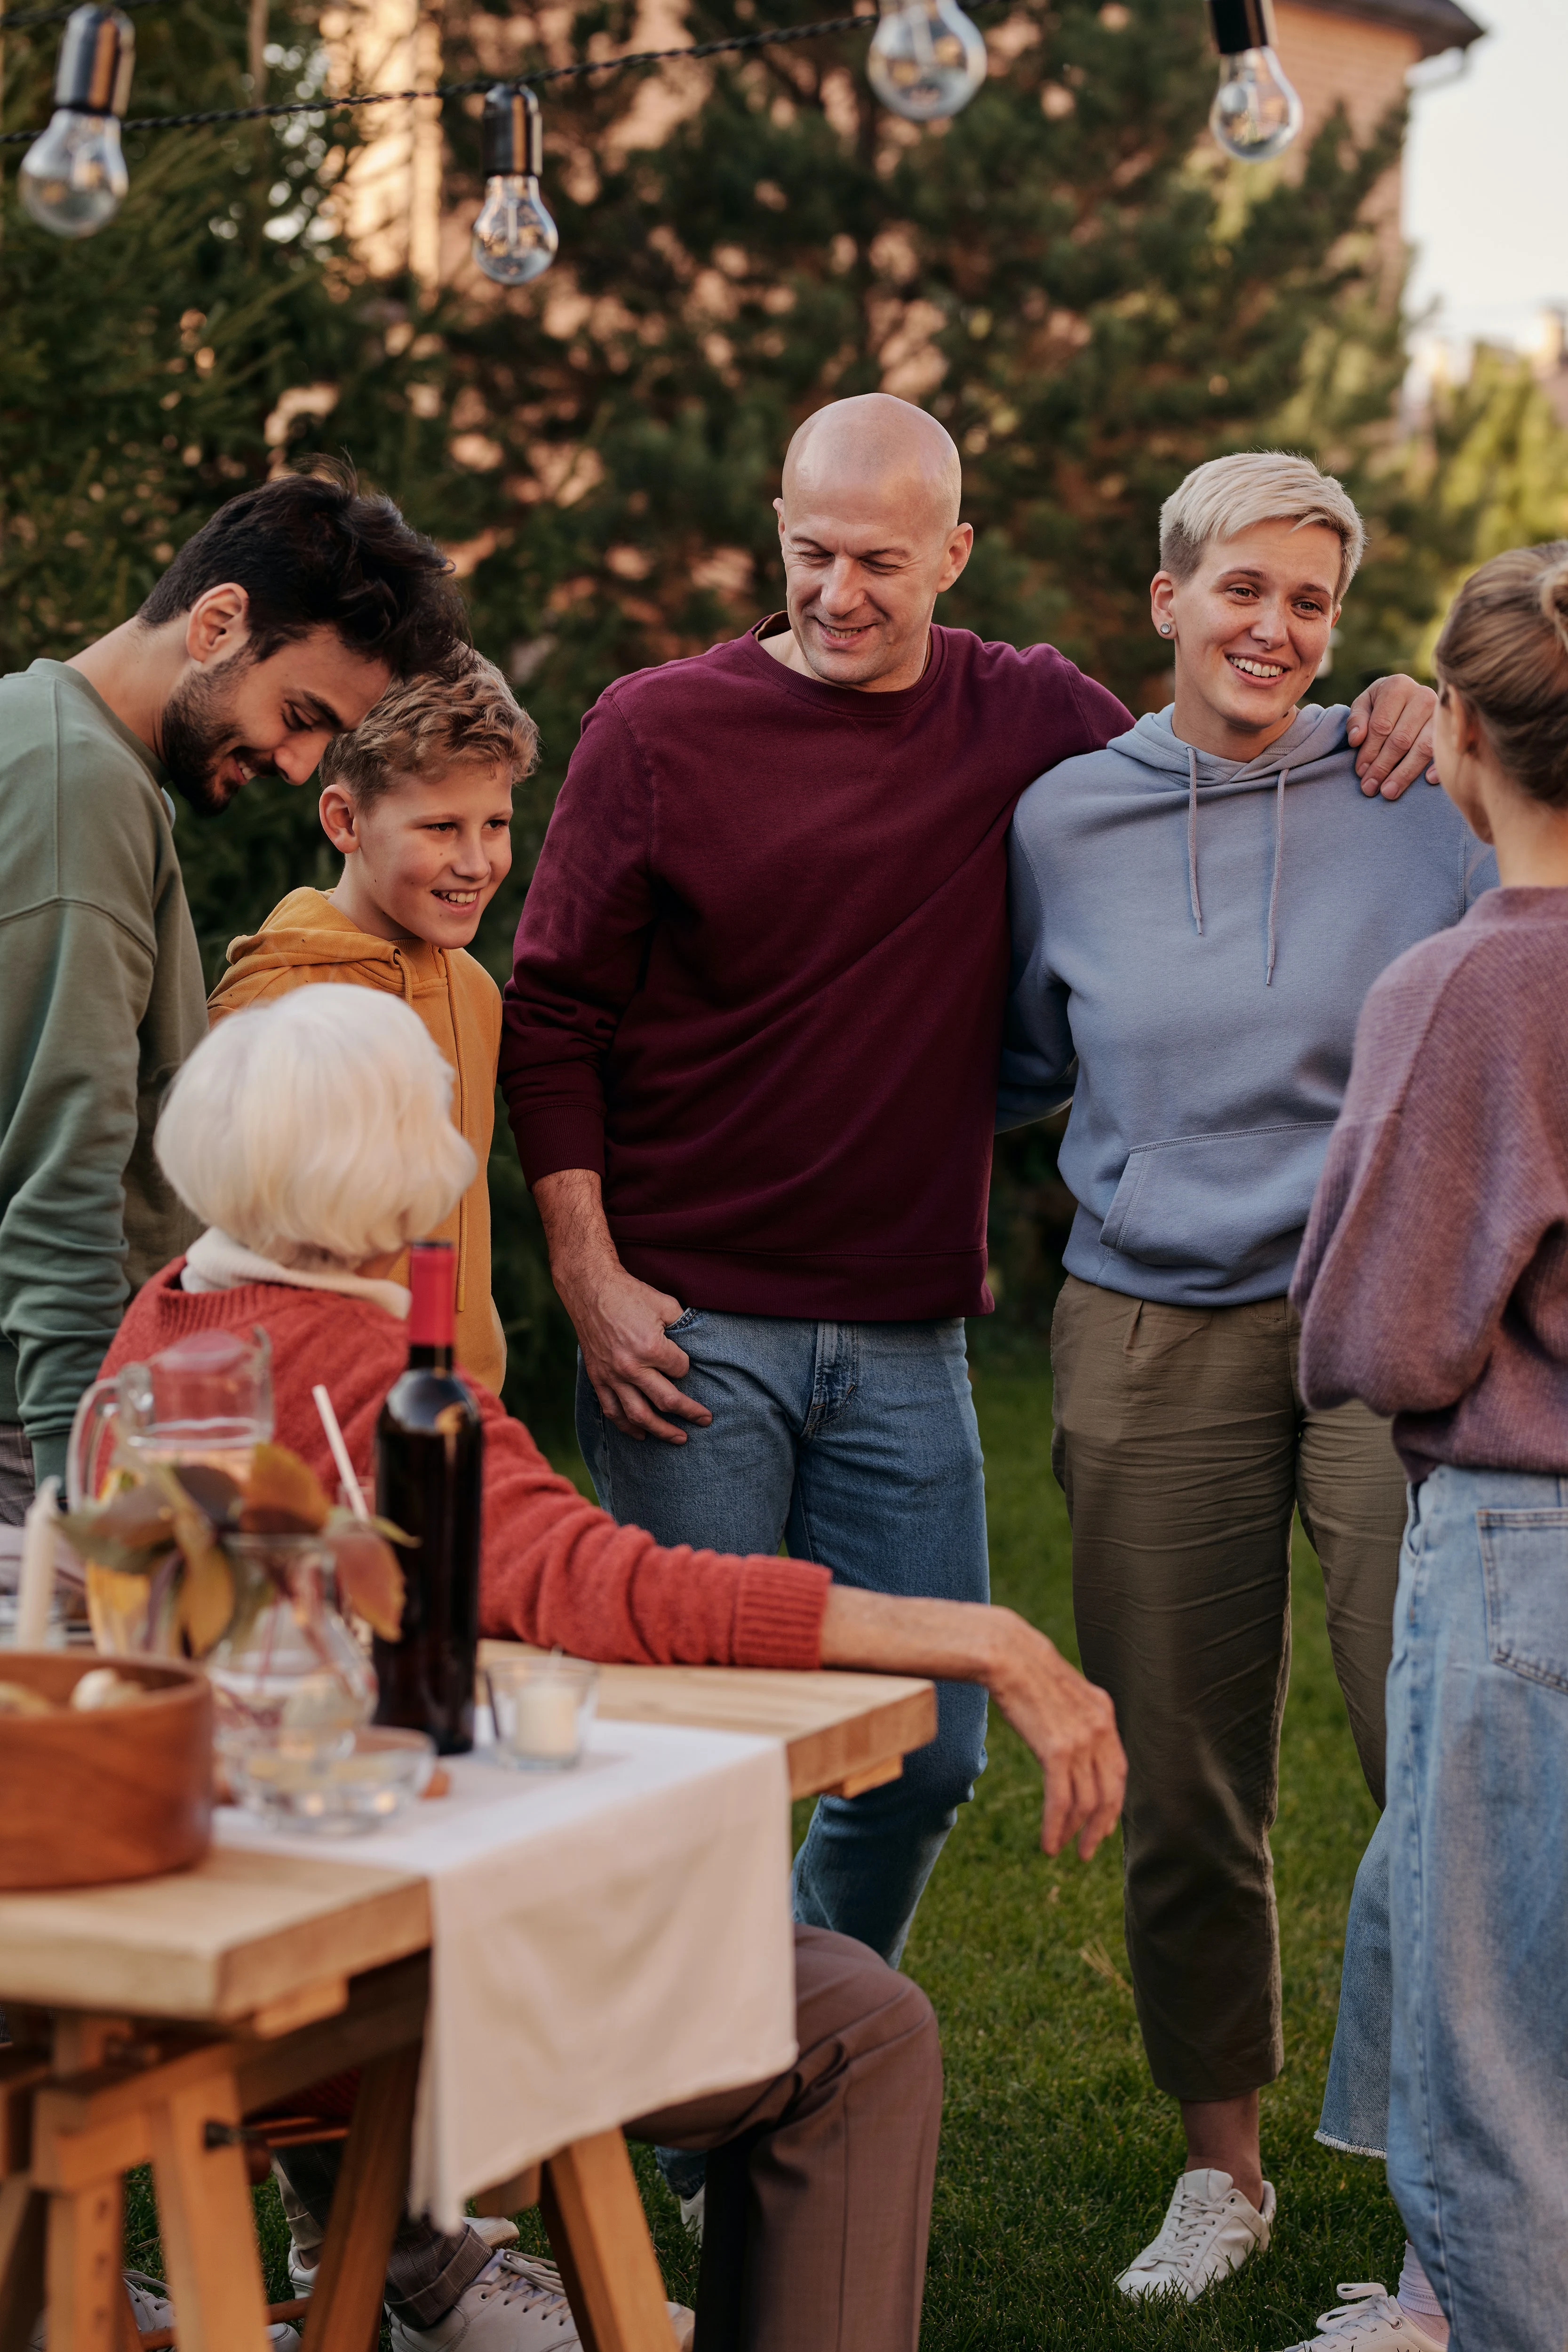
312,1385,370,1521
16,1476,59,1648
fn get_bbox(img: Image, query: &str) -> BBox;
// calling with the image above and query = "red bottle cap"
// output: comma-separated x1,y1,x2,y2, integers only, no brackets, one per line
408,1242,455,1348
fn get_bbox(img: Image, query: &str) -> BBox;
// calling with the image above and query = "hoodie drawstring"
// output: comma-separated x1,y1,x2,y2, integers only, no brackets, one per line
1186,746,1203,937
1185,752,1290,983
1265,769,1289,987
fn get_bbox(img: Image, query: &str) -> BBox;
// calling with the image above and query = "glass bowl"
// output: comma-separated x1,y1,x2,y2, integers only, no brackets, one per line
227,1724,435,1835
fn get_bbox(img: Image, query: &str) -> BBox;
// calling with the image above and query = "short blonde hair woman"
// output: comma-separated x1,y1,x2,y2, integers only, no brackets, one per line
1001,449,1494,2304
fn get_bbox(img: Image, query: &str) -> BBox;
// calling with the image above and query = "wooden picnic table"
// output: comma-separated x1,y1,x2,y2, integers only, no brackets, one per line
0,1661,935,2352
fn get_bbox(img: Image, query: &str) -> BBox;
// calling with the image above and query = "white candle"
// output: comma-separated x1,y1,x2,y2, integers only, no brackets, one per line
16,1477,59,1650
514,1677,581,1759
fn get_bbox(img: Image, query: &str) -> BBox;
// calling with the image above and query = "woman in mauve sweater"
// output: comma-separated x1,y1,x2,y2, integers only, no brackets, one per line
1287,544,1568,2352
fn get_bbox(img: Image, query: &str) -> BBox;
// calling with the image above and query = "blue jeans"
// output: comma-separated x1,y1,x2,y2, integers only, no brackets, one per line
1319,1466,1568,2351
576,1310,990,1967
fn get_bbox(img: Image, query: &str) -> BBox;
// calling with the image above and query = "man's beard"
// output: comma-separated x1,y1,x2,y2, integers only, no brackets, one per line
159,664,271,817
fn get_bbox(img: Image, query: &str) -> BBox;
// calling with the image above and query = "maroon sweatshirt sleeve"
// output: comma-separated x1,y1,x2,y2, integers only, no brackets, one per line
1292,933,1562,1421
469,1381,832,1668
499,693,655,1186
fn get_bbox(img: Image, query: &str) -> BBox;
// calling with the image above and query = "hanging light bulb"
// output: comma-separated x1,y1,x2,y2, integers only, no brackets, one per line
867,0,988,124
19,4,135,238
472,84,557,287
1206,0,1302,163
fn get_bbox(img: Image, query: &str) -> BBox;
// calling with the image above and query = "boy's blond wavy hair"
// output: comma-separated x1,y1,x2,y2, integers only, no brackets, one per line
321,645,539,804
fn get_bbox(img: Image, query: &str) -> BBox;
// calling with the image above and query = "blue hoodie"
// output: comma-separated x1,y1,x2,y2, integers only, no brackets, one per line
999,704,1496,1307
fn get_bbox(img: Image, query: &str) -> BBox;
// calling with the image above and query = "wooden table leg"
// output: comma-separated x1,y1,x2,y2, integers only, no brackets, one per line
146,2067,273,2352
541,2133,679,2352
42,2174,123,2352
305,2039,422,2352
115,2280,143,2352
0,2176,48,2352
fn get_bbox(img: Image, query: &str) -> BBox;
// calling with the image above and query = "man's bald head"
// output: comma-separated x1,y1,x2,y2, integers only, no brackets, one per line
768,395,973,692
782,395,963,535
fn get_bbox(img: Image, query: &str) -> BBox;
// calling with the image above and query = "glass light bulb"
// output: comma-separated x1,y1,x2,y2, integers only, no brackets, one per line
867,0,987,124
20,106,127,237
1209,45,1303,163
472,173,557,286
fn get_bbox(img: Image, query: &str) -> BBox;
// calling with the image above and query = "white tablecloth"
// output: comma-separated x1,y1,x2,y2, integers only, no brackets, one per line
215,1717,796,2225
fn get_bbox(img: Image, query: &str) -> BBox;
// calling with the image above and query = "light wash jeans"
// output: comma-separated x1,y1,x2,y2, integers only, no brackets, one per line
1318,1465,1568,2352
577,1310,991,1965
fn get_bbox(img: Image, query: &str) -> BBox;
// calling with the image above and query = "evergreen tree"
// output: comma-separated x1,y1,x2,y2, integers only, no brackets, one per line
9,0,1563,1382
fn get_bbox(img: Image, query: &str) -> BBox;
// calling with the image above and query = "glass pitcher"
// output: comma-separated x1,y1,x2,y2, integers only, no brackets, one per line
68,1326,274,1510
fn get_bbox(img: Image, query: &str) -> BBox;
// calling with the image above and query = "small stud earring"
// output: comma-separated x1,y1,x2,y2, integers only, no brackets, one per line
1159,623,1172,636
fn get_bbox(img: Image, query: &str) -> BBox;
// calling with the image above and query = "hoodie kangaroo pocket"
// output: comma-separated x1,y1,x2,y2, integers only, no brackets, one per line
1098,1121,1338,1279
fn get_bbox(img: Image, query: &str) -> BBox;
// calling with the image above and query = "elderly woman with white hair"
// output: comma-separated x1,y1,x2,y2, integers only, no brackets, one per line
1000,451,1496,2330
100,981,1124,2352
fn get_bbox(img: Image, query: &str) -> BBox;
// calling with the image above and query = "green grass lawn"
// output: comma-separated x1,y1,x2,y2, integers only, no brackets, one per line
125,1357,1398,2350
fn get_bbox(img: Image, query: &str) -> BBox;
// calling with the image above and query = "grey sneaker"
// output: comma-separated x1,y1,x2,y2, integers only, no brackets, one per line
1115,2167,1276,2302
1275,2283,1447,2349
29,2273,298,2348
387,2251,693,2352
678,2185,705,2245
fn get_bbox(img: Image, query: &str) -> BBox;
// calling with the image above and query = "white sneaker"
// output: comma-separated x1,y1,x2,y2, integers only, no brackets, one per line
29,2274,298,2349
387,2251,694,2351
1275,2282,1447,2349
1115,2167,1276,2302
678,2185,705,2244
289,2216,519,2299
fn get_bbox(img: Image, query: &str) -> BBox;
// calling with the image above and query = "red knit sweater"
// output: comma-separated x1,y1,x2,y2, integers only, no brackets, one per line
102,1264,831,1669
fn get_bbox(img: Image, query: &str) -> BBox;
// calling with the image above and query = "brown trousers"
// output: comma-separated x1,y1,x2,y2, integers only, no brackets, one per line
632,1924,942,2352
1049,1276,1407,2104
279,1927,939,2346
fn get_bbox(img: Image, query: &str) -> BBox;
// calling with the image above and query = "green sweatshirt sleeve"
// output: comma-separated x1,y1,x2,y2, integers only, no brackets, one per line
0,665,207,1484
0,901,159,1478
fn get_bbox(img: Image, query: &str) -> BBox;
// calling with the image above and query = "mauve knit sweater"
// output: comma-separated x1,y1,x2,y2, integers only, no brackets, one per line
501,620,1130,1321
102,1264,832,1666
1293,888,1568,1483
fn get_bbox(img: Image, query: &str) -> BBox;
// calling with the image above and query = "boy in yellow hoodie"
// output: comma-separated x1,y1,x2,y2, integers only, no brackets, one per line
209,650,537,1394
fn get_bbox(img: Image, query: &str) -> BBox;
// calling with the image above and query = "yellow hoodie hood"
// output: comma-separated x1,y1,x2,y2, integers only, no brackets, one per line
208,887,507,1394
217,885,419,999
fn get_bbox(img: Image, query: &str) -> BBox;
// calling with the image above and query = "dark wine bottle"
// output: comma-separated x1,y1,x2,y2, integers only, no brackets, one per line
373,1241,484,1755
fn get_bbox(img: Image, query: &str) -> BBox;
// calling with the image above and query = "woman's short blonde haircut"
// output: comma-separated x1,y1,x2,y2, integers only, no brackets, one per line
320,644,540,808
156,987,477,1268
1159,451,1367,603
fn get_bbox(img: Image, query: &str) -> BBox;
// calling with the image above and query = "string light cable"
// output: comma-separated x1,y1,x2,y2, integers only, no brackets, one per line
1,0,1006,141
5,0,1300,258
0,0,157,32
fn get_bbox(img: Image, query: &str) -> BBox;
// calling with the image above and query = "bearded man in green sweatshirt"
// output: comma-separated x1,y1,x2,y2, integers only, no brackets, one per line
0,461,466,1519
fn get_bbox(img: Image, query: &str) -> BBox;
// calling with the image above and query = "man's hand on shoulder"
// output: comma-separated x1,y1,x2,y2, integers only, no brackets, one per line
533,1169,712,1445
1346,674,1440,800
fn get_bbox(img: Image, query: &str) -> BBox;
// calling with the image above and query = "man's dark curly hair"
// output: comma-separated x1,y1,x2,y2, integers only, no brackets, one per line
138,457,470,678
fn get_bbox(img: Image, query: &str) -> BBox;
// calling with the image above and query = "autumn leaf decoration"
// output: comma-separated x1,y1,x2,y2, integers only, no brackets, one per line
59,1442,406,1658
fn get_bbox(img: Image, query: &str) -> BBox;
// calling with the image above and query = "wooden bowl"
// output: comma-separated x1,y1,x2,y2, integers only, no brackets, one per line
0,1653,213,1890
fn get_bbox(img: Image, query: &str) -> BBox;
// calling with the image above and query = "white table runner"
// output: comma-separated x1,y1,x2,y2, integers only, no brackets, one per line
216,1717,796,2224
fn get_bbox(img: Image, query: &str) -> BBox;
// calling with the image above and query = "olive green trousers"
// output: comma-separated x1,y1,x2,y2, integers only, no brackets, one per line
1049,1275,1407,2104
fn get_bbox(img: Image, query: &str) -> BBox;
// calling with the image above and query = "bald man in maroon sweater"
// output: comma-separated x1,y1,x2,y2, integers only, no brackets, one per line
500,396,1436,1985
